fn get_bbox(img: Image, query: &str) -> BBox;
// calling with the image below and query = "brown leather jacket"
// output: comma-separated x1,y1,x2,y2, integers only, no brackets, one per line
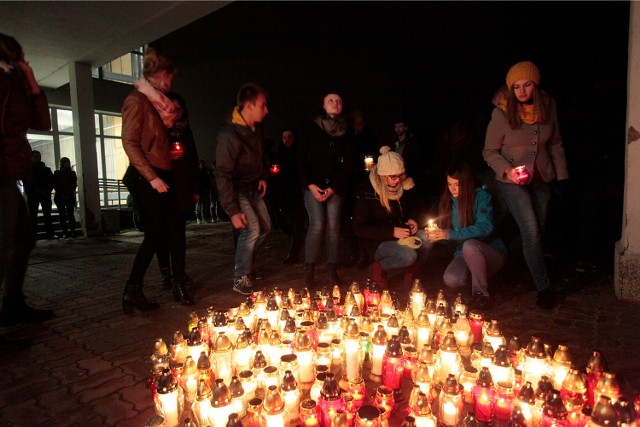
121,90,171,182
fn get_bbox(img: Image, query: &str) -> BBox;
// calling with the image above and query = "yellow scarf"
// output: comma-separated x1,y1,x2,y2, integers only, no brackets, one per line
496,90,547,125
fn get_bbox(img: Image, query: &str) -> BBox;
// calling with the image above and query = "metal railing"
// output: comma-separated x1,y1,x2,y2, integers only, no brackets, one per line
98,177,130,209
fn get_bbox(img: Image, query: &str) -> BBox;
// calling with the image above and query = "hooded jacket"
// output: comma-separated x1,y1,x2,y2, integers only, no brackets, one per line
214,107,268,217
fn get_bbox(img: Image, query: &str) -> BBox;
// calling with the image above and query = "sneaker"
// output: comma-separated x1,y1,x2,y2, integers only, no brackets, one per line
233,275,254,295
536,288,555,310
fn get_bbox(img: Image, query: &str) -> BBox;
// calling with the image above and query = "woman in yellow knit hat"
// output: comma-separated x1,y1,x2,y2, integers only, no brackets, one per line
482,60,569,310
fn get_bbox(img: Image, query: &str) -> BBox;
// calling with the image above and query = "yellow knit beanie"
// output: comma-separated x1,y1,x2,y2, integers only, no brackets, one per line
506,61,540,90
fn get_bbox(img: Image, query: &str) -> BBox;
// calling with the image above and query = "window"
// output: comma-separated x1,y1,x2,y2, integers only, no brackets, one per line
28,107,129,208
92,46,145,84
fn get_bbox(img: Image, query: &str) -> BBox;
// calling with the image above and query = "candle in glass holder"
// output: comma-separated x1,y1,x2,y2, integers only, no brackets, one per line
513,165,529,184
282,370,301,421
154,369,184,427
585,351,607,407
342,319,364,382
472,367,496,424
468,310,484,346
318,373,345,427
263,385,287,426
348,377,366,408
247,397,266,427
295,329,316,384
355,405,383,427
382,335,405,399
191,379,214,427
495,381,515,423
364,155,374,171
438,374,464,427
540,390,568,427
299,398,320,426
551,344,573,390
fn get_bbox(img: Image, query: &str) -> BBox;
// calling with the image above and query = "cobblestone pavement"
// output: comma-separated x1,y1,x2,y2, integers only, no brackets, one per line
0,222,638,426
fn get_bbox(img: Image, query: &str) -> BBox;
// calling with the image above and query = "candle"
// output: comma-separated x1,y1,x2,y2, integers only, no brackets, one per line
364,155,374,171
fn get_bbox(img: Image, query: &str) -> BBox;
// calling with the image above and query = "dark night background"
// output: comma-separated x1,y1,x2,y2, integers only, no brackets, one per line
154,1,630,272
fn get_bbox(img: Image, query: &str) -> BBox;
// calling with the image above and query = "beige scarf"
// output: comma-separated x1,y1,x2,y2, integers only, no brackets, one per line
134,77,179,128
368,165,415,213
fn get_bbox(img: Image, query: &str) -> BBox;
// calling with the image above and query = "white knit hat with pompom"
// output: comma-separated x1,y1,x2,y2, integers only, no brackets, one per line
376,145,405,176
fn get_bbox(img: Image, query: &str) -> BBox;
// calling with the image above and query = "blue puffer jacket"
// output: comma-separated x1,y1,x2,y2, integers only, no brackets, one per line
448,187,508,257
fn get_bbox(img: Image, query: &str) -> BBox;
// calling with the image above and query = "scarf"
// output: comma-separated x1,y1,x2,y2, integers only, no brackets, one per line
495,88,548,125
314,114,348,137
368,165,415,213
0,60,13,74
134,77,179,128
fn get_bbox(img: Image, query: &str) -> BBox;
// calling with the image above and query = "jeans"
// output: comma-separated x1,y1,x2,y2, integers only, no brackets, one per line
498,180,551,291
443,239,506,296
304,190,343,264
235,191,271,279
374,229,430,270
0,181,36,301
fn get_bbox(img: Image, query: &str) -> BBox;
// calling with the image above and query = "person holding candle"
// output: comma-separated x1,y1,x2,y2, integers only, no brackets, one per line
427,161,507,310
482,60,569,310
297,91,356,286
121,47,179,313
153,91,199,306
352,146,429,288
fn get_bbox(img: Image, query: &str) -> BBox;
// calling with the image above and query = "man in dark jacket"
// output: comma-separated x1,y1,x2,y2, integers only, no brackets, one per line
0,32,55,330
25,150,56,239
214,83,271,295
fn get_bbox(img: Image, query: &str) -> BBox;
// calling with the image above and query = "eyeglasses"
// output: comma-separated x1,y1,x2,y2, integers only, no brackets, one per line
388,173,406,180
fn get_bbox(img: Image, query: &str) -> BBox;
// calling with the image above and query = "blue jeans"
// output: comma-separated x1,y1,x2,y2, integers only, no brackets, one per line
375,229,431,270
498,180,551,291
0,181,36,301
304,190,343,264
235,191,271,279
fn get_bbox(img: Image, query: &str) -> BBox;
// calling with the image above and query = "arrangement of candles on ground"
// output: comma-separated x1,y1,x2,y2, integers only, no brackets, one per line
147,279,639,427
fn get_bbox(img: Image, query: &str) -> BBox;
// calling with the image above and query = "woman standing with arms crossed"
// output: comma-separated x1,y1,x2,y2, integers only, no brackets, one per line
121,48,183,313
482,61,569,309
298,92,355,286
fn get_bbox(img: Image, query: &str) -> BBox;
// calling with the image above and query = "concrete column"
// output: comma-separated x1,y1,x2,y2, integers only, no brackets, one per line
615,1,640,302
69,62,103,237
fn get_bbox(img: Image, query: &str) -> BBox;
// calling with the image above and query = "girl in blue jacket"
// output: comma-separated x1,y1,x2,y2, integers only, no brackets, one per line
427,162,507,310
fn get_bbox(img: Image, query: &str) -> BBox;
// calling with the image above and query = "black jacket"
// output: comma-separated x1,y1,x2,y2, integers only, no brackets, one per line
352,178,420,258
297,117,356,195
214,110,268,217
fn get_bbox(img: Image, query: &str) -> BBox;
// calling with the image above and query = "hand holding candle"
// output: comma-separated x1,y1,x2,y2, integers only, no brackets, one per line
364,155,374,171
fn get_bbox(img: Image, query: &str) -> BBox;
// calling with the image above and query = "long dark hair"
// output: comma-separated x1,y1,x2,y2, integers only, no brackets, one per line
437,162,478,229
505,84,548,129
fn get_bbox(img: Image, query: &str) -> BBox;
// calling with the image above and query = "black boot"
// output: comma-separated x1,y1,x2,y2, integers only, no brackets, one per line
122,282,160,314
328,262,342,285
160,267,172,288
0,297,56,327
304,263,315,286
172,276,195,306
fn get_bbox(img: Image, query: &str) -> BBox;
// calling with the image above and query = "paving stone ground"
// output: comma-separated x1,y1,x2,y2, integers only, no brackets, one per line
0,222,638,426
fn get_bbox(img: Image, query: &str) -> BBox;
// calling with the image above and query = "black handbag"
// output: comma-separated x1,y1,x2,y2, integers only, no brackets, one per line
122,165,140,190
